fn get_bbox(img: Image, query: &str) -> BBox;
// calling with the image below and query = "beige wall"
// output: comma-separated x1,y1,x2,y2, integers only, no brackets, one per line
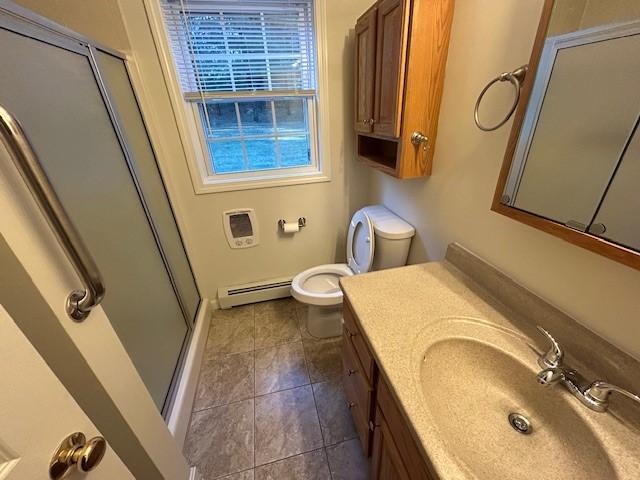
548,0,640,35
580,0,640,29
369,0,640,360
116,0,372,299
14,0,130,51
17,0,372,300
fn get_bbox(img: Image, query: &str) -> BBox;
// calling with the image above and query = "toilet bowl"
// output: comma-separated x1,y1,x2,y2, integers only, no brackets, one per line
291,264,354,307
291,205,414,338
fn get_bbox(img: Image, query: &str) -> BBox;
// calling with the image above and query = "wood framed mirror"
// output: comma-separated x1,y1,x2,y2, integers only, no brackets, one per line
492,0,640,270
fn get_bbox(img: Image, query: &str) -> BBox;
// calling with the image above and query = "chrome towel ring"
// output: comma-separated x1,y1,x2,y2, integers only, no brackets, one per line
474,65,528,131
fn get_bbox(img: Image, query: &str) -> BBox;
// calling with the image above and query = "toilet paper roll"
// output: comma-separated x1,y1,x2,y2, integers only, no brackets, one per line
283,221,300,233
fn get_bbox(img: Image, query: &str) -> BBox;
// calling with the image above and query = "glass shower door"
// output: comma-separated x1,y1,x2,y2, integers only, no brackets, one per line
93,49,201,323
0,25,188,412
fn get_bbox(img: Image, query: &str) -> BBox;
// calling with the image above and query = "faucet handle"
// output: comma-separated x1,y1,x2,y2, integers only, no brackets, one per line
584,381,640,412
536,326,564,369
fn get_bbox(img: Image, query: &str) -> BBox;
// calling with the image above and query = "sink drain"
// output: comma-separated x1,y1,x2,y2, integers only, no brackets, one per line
508,413,532,435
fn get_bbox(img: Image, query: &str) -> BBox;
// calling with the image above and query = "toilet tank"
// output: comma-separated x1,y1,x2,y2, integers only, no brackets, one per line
362,205,415,270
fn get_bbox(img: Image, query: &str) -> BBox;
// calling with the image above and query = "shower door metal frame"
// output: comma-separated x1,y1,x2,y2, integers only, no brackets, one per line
0,1,200,418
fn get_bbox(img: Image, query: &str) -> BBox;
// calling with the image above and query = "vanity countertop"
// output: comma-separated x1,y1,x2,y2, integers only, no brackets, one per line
339,249,640,479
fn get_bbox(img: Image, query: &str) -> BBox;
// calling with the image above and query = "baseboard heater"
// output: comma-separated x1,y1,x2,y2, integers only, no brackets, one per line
217,276,293,309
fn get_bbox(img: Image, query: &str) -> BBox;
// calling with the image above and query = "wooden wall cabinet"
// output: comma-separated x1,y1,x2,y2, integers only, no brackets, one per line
354,0,454,179
355,6,377,134
342,298,436,480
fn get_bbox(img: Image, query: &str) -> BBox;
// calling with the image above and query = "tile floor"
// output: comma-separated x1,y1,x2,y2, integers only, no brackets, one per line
184,298,371,480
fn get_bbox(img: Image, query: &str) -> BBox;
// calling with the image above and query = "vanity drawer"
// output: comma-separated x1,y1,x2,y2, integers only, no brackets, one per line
376,376,435,480
343,298,376,385
342,331,373,455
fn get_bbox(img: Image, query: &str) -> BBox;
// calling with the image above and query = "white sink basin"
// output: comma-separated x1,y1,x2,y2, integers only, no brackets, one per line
413,318,617,479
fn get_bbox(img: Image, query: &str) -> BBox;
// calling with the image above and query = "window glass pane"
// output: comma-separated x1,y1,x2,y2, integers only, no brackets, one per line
275,98,307,133
279,135,311,167
208,140,245,173
238,100,274,135
202,102,239,138
199,97,313,174
245,139,278,170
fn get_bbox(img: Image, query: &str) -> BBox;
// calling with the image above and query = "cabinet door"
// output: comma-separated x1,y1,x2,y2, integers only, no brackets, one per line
373,0,406,137
355,7,377,133
371,407,410,480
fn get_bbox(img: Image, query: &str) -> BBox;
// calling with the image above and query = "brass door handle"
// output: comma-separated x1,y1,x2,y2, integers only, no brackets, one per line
49,432,107,479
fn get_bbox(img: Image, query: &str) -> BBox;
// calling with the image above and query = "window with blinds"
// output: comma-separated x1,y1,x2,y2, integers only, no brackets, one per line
160,0,319,177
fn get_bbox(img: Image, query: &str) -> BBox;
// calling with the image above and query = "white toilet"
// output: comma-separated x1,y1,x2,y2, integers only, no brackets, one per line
291,205,415,338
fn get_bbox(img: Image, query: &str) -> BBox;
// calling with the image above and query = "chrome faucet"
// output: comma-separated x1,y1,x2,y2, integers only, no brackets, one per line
535,326,640,413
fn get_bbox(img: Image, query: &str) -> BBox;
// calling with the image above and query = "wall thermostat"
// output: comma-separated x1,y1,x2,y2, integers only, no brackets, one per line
223,209,259,249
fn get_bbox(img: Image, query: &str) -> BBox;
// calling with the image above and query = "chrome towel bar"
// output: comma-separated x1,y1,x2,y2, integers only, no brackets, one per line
474,65,528,132
0,105,105,321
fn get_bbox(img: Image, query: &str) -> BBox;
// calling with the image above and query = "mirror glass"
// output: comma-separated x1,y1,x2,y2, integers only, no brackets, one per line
502,0,640,251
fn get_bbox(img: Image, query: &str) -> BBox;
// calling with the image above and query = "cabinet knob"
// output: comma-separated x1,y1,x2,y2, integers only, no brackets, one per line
347,368,357,376
411,131,429,151
347,401,356,409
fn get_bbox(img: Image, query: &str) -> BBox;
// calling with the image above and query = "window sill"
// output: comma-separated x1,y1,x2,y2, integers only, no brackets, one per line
193,171,331,194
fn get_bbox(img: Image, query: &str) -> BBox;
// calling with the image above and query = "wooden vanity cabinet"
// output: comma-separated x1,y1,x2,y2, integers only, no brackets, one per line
371,406,411,480
354,0,454,179
342,298,435,479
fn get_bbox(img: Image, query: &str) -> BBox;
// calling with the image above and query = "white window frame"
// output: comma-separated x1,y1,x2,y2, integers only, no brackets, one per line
144,0,331,194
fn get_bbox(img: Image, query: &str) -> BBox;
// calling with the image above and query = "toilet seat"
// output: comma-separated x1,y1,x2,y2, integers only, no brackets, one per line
346,209,375,274
291,263,354,306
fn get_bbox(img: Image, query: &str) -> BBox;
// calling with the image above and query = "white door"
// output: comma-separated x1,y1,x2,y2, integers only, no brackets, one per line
0,5,189,479
0,305,133,480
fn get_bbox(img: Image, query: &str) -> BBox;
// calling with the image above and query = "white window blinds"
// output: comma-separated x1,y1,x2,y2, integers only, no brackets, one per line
161,0,316,100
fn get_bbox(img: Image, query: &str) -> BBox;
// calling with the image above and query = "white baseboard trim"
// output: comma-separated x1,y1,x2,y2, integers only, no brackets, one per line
167,298,212,450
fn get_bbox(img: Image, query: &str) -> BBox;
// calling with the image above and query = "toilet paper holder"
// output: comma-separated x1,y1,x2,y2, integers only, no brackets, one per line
278,217,306,232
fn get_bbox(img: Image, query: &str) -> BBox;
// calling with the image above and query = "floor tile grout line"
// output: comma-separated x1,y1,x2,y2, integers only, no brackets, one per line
255,377,312,400
297,305,328,454
212,466,254,480
252,304,256,471
191,395,255,415
323,446,335,480
206,348,255,359
323,433,359,449
253,337,304,354
209,438,355,479
254,445,330,471
206,438,357,480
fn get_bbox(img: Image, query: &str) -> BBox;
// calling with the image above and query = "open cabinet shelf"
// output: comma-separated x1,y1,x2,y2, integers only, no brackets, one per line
357,134,399,176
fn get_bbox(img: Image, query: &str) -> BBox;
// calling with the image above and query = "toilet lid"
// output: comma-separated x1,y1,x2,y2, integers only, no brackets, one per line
346,209,375,274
